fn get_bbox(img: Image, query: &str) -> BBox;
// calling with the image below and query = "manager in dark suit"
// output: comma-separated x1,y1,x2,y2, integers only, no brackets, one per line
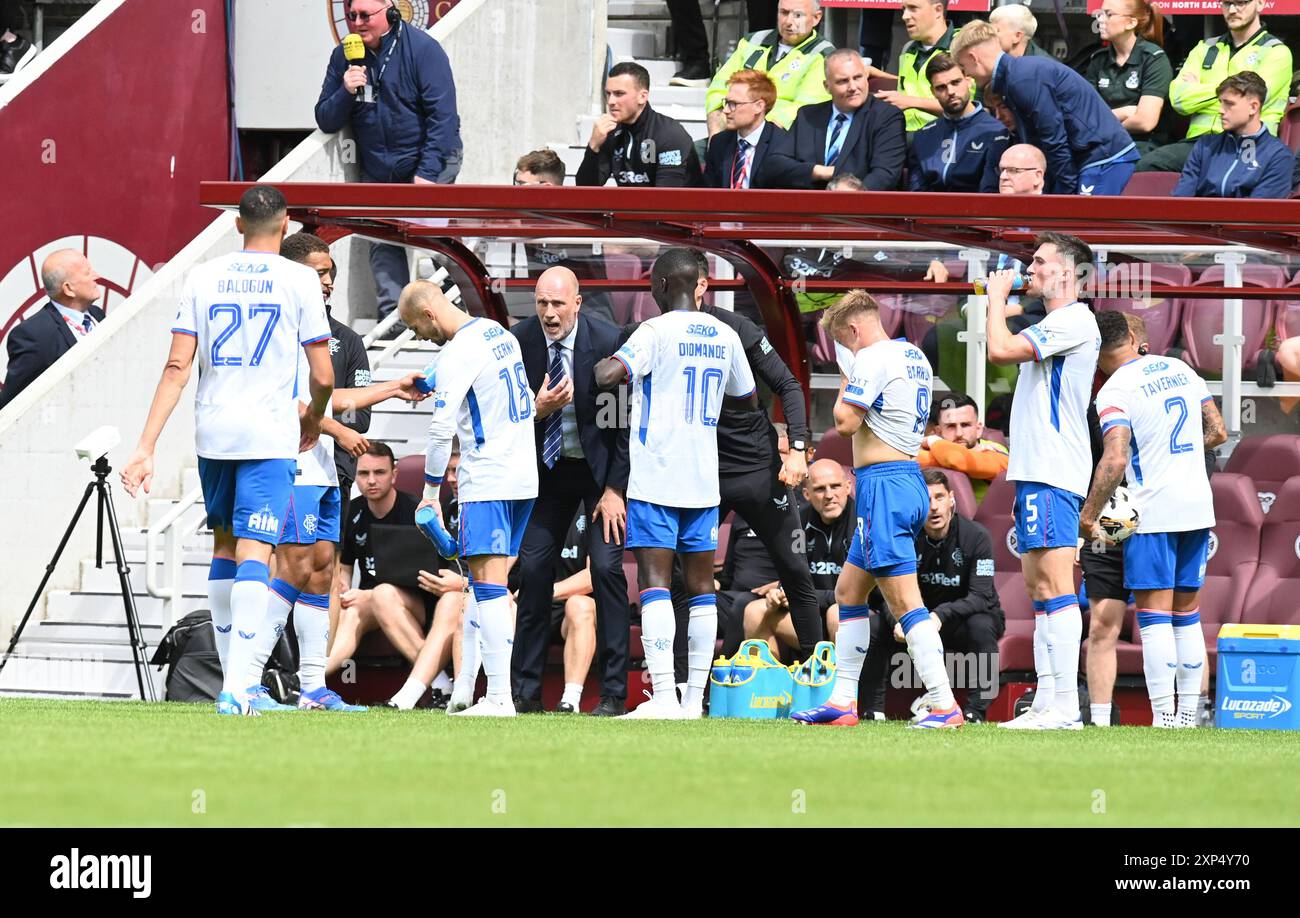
703,68,801,189
512,266,632,717
0,249,105,410
765,48,907,190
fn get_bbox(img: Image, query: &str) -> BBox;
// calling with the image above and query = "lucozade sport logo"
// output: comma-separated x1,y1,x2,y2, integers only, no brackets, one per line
0,236,154,380
328,1,452,44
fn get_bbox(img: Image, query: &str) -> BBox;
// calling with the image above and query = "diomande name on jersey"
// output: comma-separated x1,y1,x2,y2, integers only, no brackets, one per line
426,318,538,503
172,251,331,461
1096,354,1215,533
614,311,756,509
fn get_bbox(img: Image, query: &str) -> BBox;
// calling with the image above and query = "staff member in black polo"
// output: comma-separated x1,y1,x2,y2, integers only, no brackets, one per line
1084,0,1173,156
511,266,632,717
696,254,823,658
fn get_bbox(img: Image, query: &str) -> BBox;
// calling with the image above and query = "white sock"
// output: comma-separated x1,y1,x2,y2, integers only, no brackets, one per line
1173,609,1207,725
638,589,676,699
828,605,871,706
453,589,481,700
207,558,236,672
473,583,513,707
1138,610,1177,717
902,609,955,710
1091,703,1112,727
390,676,427,710
1045,597,1081,719
223,561,271,699
431,670,453,694
247,578,298,688
561,682,583,709
294,592,330,693
1031,604,1055,712
682,595,717,708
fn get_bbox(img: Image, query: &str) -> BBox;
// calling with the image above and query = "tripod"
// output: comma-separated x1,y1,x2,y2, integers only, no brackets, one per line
0,456,155,700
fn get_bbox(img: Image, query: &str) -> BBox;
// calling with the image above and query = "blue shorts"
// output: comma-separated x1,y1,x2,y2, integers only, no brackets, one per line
1078,146,1139,196
458,498,536,558
198,457,295,545
1124,529,1210,592
278,485,341,546
845,461,927,577
1013,482,1082,552
626,500,718,553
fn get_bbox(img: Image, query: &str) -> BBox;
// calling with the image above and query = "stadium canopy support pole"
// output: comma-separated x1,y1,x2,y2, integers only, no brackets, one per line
1215,250,1247,449
409,237,511,328
958,248,990,420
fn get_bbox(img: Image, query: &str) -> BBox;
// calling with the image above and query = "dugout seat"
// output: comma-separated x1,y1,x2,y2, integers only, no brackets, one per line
1194,473,1264,661
1275,270,1300,340
1093,262,1192,356
974,473,1018,572
1242,475,1300,625
1180,264,1284,373
942,468,978,520
395,454,426,498
604,252,644,327
1224,434,1300,515
814,426,853,466
1121,171,1180,196
996,571,1036,673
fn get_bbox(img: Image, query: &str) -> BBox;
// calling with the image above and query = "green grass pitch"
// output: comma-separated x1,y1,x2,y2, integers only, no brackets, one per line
2,699,1297,827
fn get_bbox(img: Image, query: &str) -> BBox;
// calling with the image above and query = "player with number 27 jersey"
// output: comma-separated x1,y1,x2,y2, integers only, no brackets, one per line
172,251,331,461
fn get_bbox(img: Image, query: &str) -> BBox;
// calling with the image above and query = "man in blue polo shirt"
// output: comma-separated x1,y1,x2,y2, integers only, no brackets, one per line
953,19,1138,195
908,52,1010,193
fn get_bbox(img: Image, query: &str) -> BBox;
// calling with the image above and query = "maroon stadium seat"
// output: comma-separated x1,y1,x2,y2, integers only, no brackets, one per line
1242,475,1300,625
1180,264,1284,373
1195,473,1264,650
870,296,905,338
942,468,978,519
1093,262,1192,356
901,292,958,350
996,571,1035,672
1121,171,1180,196
1224,434,1300,515
1280,100,1300,153
603,252,644,326
1276,270,1300,340
814,426,854,466
395,453,426,498
974,473,1019,572
868,75,897,94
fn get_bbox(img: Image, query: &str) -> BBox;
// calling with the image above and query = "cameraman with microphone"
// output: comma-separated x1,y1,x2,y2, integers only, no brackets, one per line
315,0,463,328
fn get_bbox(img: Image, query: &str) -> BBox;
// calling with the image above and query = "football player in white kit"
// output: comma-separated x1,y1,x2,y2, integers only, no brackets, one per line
121,186,334,716
790,290,962,728
238,232,432,713
398,280,539,717
593,248,756,719
985,232,1100,730
1081,310,1227,727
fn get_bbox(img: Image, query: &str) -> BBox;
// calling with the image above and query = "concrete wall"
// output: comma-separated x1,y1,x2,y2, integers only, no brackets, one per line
0,0,603,640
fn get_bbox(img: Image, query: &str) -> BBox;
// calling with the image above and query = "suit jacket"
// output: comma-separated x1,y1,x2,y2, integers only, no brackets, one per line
764,97,907,190
0,302,105,410
703,123,799,189
513,311,630,492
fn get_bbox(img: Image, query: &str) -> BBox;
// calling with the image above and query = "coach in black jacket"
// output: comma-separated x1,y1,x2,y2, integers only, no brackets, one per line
764,49,906,190
0,250,104,411
511,267,632,716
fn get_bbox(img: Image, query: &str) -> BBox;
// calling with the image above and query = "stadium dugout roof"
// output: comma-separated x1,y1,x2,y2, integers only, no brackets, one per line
200,182,1300,389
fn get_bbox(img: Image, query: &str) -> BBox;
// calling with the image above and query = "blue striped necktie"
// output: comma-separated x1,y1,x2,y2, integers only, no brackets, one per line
825,113,848,166
542,342,566,468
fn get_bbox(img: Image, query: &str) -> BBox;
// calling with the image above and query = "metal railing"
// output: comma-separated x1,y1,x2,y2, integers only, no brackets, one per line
143,486,207,628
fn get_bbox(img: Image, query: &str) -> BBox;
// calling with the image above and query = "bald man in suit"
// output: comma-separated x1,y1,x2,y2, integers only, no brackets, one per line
0,250,105,410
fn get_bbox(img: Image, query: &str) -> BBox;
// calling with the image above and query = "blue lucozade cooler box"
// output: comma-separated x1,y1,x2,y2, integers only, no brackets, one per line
1216,624,1300,731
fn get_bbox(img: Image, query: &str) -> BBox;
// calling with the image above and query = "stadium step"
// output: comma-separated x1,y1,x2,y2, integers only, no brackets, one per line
0,639,162,700
78,557,211,597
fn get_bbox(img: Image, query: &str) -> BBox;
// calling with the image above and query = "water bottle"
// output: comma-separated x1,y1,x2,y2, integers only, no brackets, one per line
415,504,458,559
414,360,438,395
972,275,1026,295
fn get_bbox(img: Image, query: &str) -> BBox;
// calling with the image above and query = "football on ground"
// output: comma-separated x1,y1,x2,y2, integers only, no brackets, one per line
1,700,1297,827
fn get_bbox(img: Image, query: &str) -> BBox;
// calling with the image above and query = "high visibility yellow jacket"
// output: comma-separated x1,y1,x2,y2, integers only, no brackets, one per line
1170,28,1292,138
706,29,835,129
